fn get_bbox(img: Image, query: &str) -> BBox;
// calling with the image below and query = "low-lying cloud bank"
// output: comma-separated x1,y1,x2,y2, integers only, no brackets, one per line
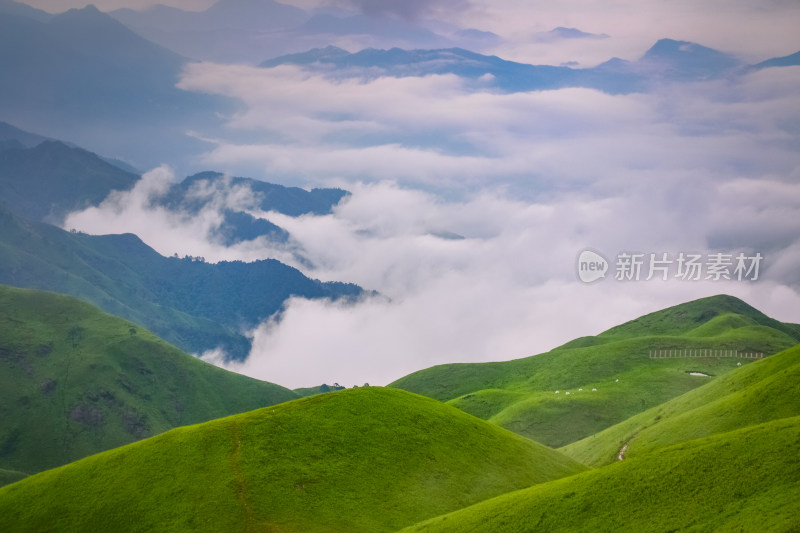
66,176,800,388
65,61,800,388
227,179,800,388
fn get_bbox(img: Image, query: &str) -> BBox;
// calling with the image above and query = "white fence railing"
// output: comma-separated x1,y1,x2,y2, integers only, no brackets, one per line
648,349,764,359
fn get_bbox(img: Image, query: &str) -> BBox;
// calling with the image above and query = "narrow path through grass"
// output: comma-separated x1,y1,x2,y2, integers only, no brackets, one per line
231,421,254,532
617,433,639,461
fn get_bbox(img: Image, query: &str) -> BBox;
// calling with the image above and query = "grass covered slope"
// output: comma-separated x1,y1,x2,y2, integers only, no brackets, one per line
390,295,800,447
562,342,800,466
0,387,586,533
0,284,297,477
401,416,800,533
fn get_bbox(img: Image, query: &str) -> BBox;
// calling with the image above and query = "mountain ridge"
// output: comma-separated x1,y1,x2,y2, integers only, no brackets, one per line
261,39,800,95
0,204,364,359
0,139,139,223
390,294,800,447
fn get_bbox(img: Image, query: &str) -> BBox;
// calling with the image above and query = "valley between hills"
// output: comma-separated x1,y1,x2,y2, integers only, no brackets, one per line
1,123,799,532
1,283,799,532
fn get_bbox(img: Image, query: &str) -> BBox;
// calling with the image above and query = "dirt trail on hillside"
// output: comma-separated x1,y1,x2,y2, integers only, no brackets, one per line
617,442,629,461
617,433,639,461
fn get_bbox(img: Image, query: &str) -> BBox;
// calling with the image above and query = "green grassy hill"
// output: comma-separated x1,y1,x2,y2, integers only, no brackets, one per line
0,387,586,533
401,415,800,533
561,342,800,466
0,284,298,478
390,295,800,447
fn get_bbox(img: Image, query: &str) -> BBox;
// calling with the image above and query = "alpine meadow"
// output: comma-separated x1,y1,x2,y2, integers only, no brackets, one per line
1,0,799,531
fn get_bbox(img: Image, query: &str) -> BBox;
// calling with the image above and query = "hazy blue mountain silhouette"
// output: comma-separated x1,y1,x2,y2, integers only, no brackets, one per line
0,125,350,247
261,39,793,94
752,50,800,70
159,171,350,245
0,0,51,22
0,6,231,171
0,139,138,223
165,171,349,218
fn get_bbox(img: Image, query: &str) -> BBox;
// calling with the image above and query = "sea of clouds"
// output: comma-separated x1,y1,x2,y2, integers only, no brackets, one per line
64,46,800,388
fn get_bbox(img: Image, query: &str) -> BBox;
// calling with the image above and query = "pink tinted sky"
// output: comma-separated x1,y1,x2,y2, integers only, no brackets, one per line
18,0,800,65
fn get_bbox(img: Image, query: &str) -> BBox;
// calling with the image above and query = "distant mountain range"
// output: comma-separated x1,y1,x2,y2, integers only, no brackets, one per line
262,38,799,94
107,0,481,63
0,122,349,246
1,0,797,169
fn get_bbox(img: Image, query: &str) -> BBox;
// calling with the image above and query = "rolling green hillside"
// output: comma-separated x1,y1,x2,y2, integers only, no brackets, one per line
401,416,800,533
0,387,586,533
562,342,800,466
391,295,800,447
0,284,298,477
599,294,800,340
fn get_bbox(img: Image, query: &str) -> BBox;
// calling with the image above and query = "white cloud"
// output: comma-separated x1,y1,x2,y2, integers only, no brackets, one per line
222,180,800,388
67,52,800,390
62,166,298,264
179,63,800,192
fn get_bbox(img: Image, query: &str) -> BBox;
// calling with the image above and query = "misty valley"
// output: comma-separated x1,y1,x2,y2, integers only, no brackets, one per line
1,0,799,531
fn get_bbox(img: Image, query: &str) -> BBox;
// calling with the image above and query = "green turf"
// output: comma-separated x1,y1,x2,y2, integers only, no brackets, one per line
390,294,800,446
0,284,298,475
598,294,800,340
0,387,586,533
400,416,800,533
561,342,800,466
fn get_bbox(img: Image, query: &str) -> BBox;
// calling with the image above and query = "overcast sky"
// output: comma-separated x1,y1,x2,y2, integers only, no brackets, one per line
42,0,800,388
19,0,800,65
